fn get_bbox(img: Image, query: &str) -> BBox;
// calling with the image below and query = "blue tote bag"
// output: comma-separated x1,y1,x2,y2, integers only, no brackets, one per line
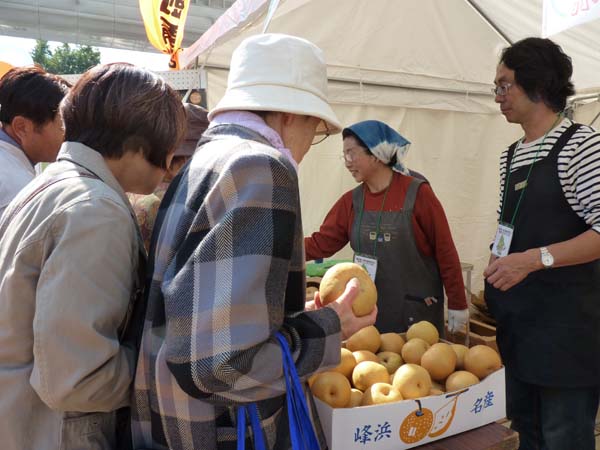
236,332,321,450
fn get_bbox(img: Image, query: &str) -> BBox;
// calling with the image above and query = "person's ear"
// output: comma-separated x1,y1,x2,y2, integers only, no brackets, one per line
9,116,33,144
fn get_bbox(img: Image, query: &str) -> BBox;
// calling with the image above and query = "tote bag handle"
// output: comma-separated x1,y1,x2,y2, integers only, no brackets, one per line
237,403,266,450
236,332,320,450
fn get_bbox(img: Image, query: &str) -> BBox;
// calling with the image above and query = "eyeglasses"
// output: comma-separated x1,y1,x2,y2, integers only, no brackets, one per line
339,148,365,163
311,134,329,146
492,83,512,96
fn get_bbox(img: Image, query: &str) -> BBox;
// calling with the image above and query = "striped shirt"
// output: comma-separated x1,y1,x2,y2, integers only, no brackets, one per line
498,118,600,233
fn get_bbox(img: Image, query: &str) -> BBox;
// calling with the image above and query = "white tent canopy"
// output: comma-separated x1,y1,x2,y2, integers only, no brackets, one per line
187,0,600,294
185,0,600,93
0,0,235,52
470,0,600,92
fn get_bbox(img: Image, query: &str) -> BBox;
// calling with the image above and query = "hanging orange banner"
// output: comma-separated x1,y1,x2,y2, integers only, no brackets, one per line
0,61,14,78
139,0,191,69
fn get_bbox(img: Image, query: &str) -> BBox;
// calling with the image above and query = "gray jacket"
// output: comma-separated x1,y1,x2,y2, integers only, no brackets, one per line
0,132,35,219
0,142,142,450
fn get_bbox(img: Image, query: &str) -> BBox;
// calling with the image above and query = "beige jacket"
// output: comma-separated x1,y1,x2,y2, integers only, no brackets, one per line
0,142,142,450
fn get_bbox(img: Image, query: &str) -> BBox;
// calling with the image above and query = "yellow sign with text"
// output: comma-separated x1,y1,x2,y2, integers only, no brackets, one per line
139,0,191,69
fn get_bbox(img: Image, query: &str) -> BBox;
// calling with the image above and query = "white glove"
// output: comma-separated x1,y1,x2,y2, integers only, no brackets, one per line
447,308,469,333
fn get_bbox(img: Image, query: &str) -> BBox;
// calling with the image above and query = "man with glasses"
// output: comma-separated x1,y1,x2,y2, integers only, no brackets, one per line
491,83,512,97
484,37,600,450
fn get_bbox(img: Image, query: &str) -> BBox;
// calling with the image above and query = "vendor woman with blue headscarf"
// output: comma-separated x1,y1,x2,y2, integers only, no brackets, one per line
305,120,468,335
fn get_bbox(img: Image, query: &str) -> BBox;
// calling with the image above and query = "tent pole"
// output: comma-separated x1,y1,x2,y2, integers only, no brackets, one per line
569,93,600,103
464,0,512,45
262,0,281,33
328,76,491,97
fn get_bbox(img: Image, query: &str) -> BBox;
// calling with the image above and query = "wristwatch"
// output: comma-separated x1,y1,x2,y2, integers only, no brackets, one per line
540,247,554,269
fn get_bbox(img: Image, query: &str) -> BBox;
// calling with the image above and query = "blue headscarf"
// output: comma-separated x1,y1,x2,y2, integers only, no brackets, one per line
345,120,411,175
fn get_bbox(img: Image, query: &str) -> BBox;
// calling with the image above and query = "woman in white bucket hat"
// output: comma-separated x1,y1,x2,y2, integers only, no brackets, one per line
132,33,376,450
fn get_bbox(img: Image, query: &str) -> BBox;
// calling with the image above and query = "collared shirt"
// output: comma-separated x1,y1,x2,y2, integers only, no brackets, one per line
209,110,299,172
0,128,19,147
0,129,34,218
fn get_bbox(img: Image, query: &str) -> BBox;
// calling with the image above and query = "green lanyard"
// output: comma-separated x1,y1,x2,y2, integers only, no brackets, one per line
356,180,392,256
500,116,561,226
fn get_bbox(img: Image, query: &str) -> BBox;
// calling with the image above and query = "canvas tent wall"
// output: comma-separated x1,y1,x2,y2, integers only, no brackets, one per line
186,0,600,294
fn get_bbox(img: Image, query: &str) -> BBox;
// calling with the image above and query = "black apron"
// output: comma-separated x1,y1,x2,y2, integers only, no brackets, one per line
351,177,444,335
485,124,600,387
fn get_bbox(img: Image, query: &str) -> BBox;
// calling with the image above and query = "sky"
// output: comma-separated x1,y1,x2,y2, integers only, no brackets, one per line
0,35,170,72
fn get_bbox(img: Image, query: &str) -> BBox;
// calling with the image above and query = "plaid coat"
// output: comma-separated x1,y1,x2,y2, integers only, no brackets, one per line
131,124,341,449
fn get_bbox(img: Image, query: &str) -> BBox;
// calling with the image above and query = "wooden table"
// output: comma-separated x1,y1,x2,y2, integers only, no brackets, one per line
416,422,518,450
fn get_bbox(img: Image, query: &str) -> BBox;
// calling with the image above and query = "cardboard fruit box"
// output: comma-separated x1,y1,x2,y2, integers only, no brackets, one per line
315,367,506,450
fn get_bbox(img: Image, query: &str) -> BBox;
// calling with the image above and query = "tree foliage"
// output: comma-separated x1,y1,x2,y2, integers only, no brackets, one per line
30,40,101,75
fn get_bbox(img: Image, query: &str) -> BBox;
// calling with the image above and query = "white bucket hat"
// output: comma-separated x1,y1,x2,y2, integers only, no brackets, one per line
208,33,341,135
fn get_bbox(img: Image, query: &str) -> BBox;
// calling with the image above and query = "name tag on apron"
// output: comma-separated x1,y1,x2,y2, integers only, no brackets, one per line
514,180,527,191
491,222,514,257
353,253,378,281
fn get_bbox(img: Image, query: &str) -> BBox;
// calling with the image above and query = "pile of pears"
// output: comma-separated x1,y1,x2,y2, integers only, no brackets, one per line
309,320,502,408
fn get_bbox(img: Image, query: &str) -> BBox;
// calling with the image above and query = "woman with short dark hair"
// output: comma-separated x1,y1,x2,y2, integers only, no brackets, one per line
0,63,185,450
61,62,185,170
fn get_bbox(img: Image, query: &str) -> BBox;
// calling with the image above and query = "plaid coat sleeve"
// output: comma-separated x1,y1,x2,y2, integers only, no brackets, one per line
157,141,342,404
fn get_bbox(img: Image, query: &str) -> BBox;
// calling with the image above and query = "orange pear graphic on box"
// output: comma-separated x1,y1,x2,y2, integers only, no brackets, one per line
399,399,433,444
